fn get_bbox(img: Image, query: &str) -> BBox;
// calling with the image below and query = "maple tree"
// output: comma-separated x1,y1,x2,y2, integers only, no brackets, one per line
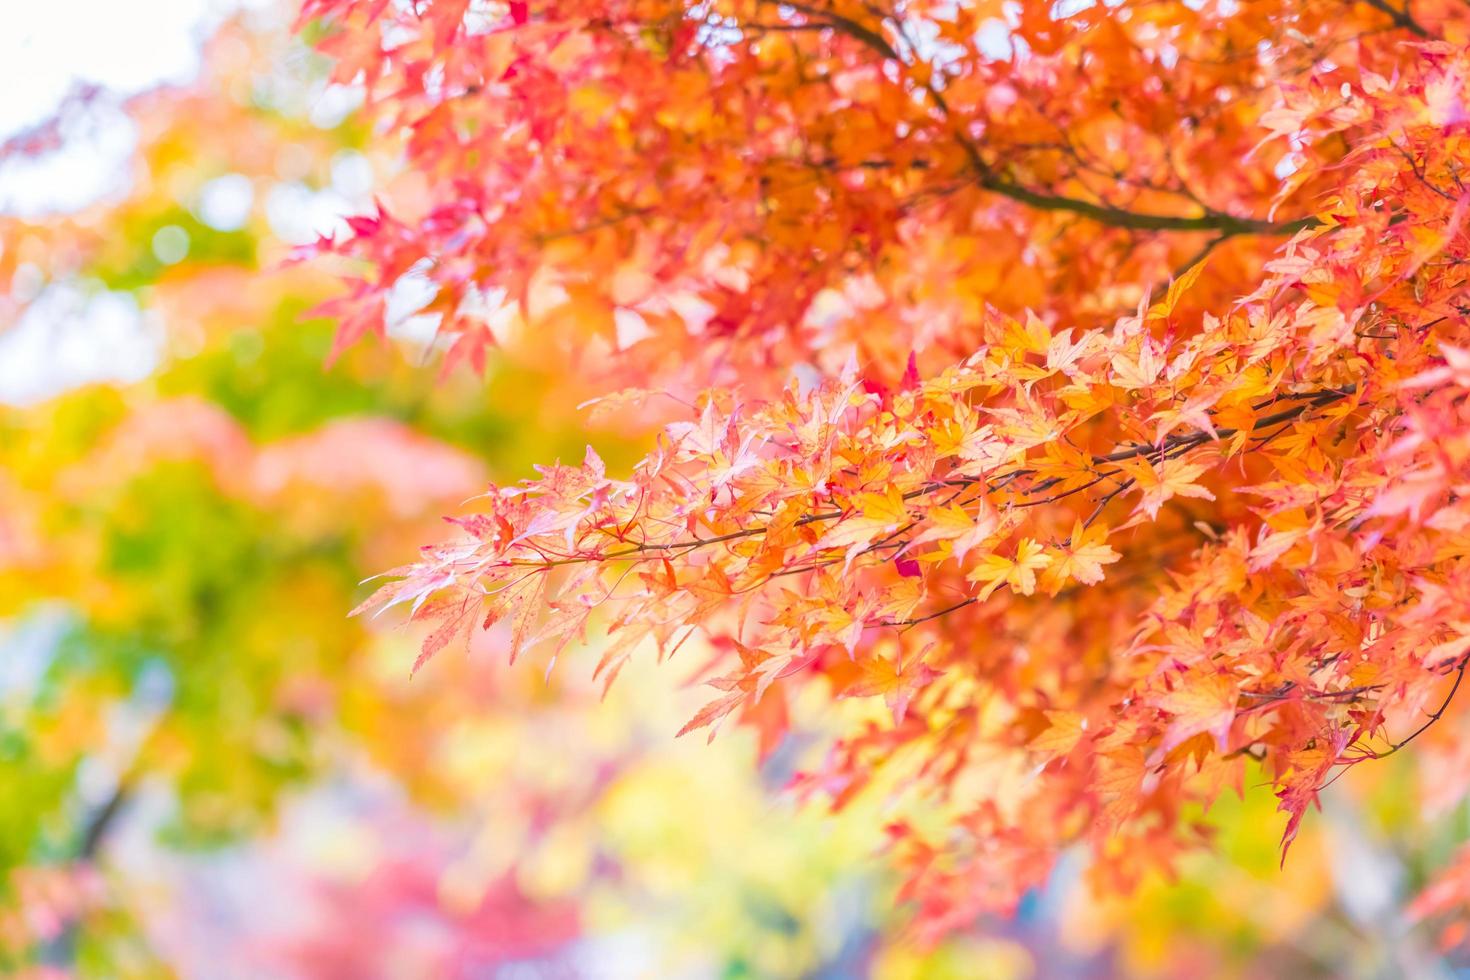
292,0,1470,939
10,0,1470,973
0,19,972,977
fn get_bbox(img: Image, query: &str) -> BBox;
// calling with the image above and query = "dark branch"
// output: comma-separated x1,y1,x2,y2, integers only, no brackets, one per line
78,782,129,860
1360,0,1431,37
38,781,131,968
1375,654,1469,757
755,0,1320,237
976,175,1319,235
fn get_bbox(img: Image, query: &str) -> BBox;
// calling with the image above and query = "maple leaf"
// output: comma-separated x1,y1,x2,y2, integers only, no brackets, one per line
409,594,478,676
1155,672,1239,753
1044,521,1121,591
1029,710,1088,759
967,538,1054,600
1046,327,1099,378
1148,256,1209,320
838,655,944,726
507,571,548,665
1276,727,1352,863
676,691,746,741
1118,455,1217,522
909,500,1000,564
815,485,911,563
1109,338,1165,390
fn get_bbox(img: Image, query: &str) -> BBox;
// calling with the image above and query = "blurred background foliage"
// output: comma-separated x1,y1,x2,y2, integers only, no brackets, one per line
2,5,1469,979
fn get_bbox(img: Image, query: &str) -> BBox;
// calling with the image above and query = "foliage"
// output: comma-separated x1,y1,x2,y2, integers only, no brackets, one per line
300,0,1470,944
8,1,1470,976
0,15,897,975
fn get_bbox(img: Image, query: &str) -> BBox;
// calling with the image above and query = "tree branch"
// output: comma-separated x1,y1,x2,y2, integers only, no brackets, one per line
763,1,1321,236
498,385,1357,641
976,175,1320,235
1360,0,1431,37
1373,654,1469,757
78,782,129,860
38,781,131,968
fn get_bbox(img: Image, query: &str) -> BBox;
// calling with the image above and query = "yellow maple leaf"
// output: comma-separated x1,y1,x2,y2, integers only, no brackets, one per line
1109,339,1165,390
1119,455,1216,520
1044,521,1121,591
1148,253,1208,320
1030,709,1087,758
968,538,1053,600
816,485,910,555
911,500,1000,564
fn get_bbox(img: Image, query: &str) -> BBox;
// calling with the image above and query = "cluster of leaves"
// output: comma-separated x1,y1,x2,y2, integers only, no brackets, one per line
306,0,1470,939
295,0,1437,385
11,0,1470,972
0,14,966,976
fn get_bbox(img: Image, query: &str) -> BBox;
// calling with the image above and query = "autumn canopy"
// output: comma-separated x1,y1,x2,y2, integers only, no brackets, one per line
9,0,1470,966
292,0,1470,936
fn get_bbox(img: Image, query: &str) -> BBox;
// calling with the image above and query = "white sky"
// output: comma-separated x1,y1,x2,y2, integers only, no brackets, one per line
0,0,260,215
0,0,234,139
0,0,251,403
